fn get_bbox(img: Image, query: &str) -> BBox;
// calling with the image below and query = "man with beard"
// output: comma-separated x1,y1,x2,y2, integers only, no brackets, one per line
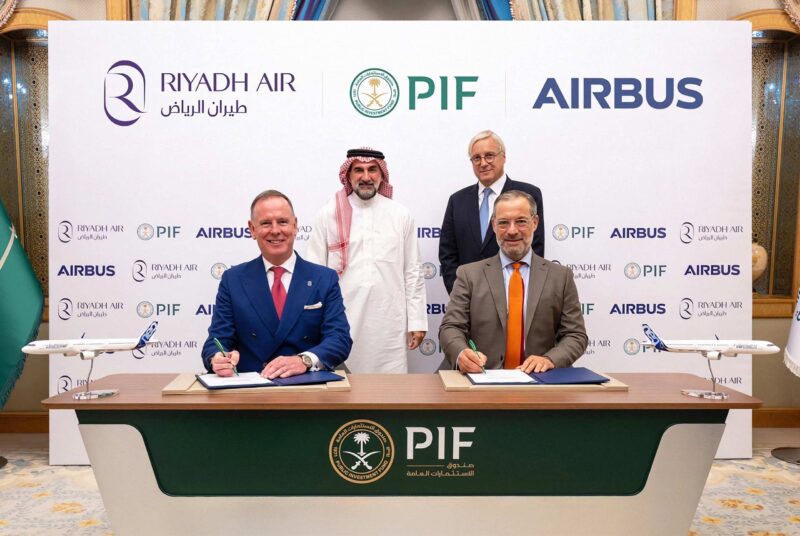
306,147,428,373
439,190,586,374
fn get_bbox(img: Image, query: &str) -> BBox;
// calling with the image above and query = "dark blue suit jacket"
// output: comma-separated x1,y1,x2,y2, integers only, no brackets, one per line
439,176,545,294
202,254,352,373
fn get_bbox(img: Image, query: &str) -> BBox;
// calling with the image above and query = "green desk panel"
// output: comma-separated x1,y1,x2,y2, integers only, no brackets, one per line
78,409,728,496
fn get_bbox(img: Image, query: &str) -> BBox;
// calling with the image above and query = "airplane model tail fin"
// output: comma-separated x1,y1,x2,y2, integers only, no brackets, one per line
135,321,158,349
642,324,669,351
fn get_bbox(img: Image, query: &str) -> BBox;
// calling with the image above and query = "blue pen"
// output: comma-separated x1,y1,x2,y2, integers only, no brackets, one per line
213,337,237,376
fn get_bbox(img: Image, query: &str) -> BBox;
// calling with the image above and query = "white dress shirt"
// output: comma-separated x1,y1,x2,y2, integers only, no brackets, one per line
260,252,320,370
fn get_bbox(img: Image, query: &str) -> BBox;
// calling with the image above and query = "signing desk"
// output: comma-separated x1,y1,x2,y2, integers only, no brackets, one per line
43,373,760,536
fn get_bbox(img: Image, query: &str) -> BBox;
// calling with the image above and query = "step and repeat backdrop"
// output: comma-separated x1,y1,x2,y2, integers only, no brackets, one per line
49,21,751,463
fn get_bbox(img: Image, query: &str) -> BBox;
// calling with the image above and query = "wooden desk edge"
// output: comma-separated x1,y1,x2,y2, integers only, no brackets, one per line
41,372,762,411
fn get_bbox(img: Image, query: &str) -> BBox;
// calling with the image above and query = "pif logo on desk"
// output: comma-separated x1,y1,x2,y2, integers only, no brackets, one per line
329,420,394,484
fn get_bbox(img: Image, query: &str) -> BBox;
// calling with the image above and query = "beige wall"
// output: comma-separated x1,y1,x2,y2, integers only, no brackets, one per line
753,319,800,406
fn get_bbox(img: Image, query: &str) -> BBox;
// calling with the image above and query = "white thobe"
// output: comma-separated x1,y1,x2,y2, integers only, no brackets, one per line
306,193,428,373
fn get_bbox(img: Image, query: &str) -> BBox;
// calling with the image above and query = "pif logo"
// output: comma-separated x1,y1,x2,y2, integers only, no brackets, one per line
350,68,400,118
329,420,394,484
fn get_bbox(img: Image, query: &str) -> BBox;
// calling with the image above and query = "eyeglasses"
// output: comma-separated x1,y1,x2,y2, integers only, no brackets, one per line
470,152,502,165
495,218,532,230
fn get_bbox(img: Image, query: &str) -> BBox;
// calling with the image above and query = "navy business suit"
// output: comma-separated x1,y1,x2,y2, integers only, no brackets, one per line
439,176,545,294
202,254,352,373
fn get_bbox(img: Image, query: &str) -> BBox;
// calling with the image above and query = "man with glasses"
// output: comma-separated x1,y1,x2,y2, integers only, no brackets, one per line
439,190,586,373
202,190,352,379
439,130,545,294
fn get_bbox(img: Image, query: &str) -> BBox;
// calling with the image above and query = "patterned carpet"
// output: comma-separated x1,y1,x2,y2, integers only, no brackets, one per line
0,435,798,535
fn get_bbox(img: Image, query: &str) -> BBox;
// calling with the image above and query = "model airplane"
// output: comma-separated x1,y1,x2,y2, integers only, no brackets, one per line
22,321,159,360
642,323,779,360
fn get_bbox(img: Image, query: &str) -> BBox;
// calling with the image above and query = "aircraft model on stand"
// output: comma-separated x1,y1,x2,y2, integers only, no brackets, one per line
22,321,158,359
21,322,159,400
642,323,779,360
641,323,779,400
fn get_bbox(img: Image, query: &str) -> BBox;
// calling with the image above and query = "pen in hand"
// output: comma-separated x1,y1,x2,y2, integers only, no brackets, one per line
468,339,486,374
213,337,238,376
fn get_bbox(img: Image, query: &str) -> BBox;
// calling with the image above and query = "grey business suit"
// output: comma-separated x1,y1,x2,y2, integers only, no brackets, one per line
439,253,588,369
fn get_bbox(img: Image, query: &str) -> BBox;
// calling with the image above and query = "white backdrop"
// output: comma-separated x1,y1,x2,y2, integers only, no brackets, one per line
49,21,752,463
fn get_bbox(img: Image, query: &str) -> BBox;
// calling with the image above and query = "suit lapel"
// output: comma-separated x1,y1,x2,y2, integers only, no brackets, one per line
525,254,548,338
272,255,314,345
241,257,279,336
484,256,507,333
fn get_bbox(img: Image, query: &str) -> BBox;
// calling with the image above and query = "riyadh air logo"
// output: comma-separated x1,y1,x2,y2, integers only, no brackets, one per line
104,60,146,126
57,221,73,243
680,222,694,244
350,68,400,118
57,375,73,394
132,260,147,282
419,338,437,356
680,298,694,320
58,298,73,320
211,263,228,280
330,420,395,484
137,223,155,240
552,224,569,241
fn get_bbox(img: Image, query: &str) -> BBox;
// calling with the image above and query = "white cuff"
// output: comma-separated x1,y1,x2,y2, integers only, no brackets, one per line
300,351,322,371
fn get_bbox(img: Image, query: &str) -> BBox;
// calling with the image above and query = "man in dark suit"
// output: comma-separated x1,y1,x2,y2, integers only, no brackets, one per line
439,191,586,374
202,190,352,379
439,130,544,294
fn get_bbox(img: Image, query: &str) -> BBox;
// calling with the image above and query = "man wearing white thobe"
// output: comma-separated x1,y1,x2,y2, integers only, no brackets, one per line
306,147,428,373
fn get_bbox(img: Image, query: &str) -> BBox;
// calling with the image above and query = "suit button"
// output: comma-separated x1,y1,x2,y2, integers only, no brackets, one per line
303,336,308,340
251,331,257,338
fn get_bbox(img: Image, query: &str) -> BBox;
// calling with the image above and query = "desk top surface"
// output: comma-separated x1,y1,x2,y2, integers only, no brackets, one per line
42,373,761,410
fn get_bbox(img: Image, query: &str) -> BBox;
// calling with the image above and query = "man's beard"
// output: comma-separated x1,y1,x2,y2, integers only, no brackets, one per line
355,183,378,200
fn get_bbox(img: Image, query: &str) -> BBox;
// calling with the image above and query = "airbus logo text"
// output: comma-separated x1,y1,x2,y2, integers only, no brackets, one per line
532,77,703,109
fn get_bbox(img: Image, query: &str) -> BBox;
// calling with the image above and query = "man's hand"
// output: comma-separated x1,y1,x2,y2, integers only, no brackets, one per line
407,331,426,350
261,355,307,379
210,350,240,377
519,355,554,374
457,348,487,373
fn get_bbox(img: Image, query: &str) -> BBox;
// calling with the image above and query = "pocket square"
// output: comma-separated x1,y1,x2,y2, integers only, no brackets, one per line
304,302,323,310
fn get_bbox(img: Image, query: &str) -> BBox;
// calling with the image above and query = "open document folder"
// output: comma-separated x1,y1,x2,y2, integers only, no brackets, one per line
467,369,537,385
196,370,344,390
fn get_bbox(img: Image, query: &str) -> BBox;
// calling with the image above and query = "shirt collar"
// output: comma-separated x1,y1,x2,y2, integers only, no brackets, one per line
499,248,532,270
478,174,508,197
262,251,297,274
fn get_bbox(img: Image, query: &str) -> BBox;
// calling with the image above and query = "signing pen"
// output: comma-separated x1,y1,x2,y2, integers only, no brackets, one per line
468,339,486,374
213,337,238,376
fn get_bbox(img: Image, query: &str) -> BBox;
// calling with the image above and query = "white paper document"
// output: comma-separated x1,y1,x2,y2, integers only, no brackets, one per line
196,372,274,388
467,369,537,384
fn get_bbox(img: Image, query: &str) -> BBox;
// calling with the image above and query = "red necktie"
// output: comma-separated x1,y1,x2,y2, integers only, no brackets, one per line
504,262,525,369
271,266,287,319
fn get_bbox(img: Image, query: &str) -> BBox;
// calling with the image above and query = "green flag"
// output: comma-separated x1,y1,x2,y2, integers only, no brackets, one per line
0,201,43,408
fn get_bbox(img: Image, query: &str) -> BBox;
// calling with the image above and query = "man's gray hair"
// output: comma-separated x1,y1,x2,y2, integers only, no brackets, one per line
250,189,295,218
493,190,538,218
467,130,506,156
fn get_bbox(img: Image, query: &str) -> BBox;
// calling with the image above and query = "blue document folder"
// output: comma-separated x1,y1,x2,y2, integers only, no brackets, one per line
272,370,345,386
530,367,609,385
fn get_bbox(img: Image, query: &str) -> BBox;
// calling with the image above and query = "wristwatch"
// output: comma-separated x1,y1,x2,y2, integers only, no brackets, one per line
299,353,313,370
